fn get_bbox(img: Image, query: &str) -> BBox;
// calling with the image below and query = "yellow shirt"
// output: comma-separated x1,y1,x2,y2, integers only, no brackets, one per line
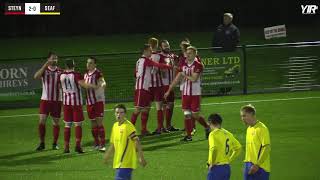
110,119,137,169
208,128,242,165
244,121,271,172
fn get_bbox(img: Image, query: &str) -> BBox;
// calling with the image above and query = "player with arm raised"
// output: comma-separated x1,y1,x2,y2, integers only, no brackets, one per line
130,44,172,136
178,40,202,135
164,46,210,141
159,40,179,132
34,52,62,151
147,37,168,134
60,59,99,153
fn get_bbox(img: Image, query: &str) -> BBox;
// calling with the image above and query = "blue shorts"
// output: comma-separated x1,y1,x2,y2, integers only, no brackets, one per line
207,164,231,180
115,168,133,180
244,162,269,180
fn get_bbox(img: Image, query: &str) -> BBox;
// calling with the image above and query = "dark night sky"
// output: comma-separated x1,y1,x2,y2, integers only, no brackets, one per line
0,0,319,37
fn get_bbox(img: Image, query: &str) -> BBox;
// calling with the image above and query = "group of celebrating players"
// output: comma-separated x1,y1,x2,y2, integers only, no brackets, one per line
33,37,270,180
34,54,106,153
131,38,210,141
34,37,208,153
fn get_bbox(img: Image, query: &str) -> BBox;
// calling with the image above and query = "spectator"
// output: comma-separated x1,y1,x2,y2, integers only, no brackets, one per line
212,13,240,52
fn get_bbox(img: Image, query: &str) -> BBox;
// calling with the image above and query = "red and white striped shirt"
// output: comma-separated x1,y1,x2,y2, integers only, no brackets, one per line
84,69,105,105
159,52,175,86
41,66,62,101
59,71,83,106
179,58,203,96
150,52,163,88
179,55,202,91
135,56,171,91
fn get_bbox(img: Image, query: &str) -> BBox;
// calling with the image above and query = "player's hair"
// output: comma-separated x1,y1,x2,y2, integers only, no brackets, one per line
160,40,169,49
114,104,127,113
148,37,158,49
65,59,75,69
141,44,151,53
181,42,191,50
180,41,191,49
47,51,57,59
241,104,256,115
160,39,169,45
88,56,97,64
187,46,198,54
208,113,223,125
182,38,190,44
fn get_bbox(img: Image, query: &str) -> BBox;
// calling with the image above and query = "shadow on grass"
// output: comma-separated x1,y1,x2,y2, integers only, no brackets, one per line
140,131,182,140
0,150,97,167
141,133,183,146
143,139,207,151
82,139,110,147
0,150,51,160
0,168,105,173
0,140,109,161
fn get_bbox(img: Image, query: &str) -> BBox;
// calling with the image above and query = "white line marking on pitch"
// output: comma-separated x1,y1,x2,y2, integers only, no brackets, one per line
0,96,319,118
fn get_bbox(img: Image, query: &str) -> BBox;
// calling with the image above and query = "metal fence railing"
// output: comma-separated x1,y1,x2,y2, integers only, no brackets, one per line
244,41,320,94
0,41,319,109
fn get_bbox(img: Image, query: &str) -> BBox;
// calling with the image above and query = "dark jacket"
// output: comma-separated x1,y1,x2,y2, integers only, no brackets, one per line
212,23,240,52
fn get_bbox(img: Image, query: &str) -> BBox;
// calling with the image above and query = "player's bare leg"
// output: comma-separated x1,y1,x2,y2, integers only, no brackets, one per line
52,118,60,150
192,113,210,139
36,114,48,151
74,122,84,153
90,119,100,150
96,117,106,152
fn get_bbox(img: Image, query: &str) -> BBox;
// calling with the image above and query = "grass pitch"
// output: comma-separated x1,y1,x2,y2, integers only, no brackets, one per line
0,91,320,179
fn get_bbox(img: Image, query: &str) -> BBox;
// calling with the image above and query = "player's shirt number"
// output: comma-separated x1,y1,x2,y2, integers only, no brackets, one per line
64,77,73,91
225,138,230,155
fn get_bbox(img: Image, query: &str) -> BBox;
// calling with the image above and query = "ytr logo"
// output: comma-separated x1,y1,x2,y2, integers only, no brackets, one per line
301,5,318,14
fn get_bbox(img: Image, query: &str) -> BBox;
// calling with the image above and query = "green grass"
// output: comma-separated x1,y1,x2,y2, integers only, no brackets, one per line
0,91,320,179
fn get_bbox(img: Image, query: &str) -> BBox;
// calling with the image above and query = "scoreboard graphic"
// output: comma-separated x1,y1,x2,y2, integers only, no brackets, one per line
5,2,60,15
